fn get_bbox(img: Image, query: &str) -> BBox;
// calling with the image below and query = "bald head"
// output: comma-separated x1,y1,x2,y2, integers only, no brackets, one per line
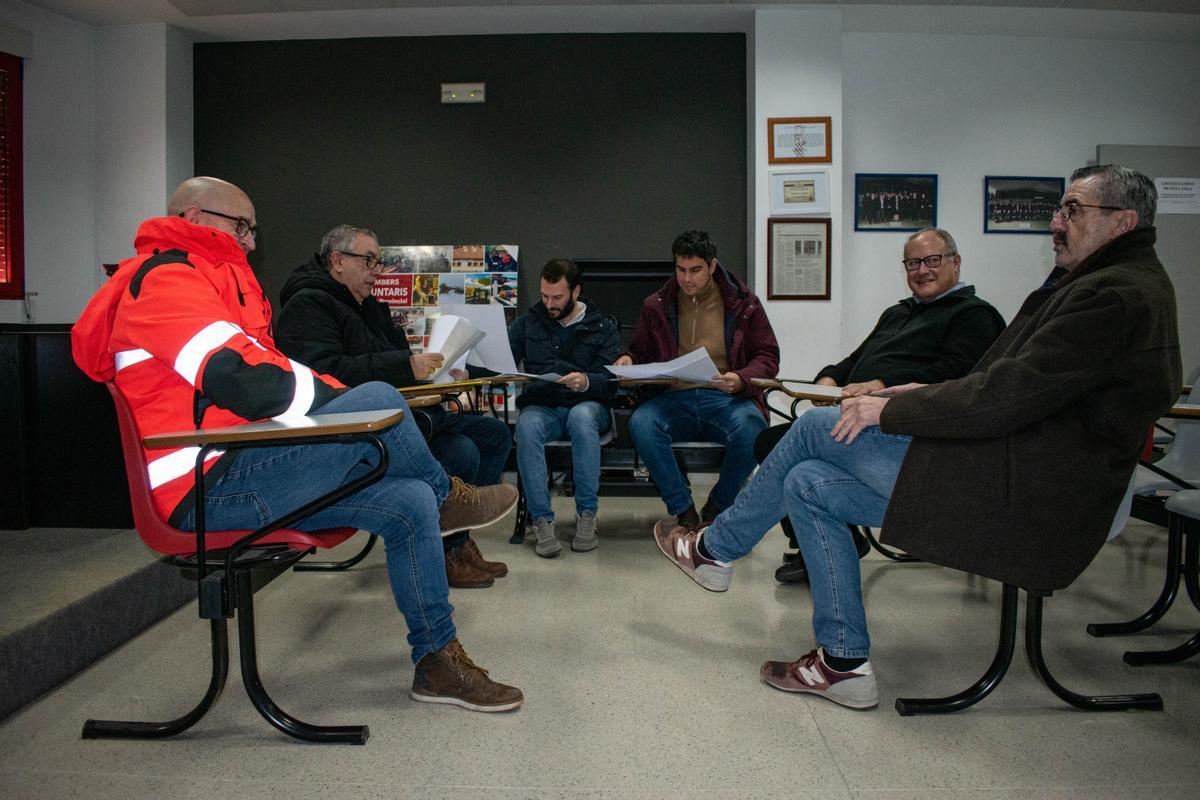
168,177,258,254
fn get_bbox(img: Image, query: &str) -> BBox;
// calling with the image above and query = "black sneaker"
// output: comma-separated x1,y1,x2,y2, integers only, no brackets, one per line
775,554,809,584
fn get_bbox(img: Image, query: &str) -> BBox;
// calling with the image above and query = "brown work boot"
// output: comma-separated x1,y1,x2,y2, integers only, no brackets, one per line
463,537,507,577
444,545,494,588
439,476,518,535
410,639,524,712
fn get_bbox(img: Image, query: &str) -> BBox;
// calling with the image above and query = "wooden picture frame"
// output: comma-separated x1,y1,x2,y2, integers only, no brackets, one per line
767,217,831,301
768,117,832,164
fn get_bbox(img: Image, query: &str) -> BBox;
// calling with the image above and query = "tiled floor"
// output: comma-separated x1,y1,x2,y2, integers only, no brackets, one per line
2,481,1198,799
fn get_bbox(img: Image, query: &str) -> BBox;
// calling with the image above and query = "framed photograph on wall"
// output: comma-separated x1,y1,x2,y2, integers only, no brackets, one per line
984,175,1064,234
854,173,938,232
767,217,831,301
769,169,831,216
768,117,832,164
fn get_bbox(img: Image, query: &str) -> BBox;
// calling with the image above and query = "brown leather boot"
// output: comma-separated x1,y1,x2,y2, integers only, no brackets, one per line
410,639,524,712
444,544,494,588
463,537,507,577
439,476,518,535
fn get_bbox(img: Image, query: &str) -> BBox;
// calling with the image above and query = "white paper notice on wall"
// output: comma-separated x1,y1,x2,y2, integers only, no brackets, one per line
1154,177,1200,214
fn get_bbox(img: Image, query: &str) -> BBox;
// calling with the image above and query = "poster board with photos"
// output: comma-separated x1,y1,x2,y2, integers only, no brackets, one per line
372,244,519,353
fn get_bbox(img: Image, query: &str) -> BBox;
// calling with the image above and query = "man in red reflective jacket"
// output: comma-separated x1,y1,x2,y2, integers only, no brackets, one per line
73,177,523,713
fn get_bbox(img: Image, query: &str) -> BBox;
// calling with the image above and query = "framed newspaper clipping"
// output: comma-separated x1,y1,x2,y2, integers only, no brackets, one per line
767,218,831,301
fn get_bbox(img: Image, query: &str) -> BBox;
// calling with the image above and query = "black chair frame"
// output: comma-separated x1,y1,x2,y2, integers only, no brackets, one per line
82,431,389,745
1088,507,1200,665
895,584,1164,715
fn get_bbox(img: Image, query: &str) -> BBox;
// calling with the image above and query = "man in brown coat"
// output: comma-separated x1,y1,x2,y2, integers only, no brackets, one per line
653,165,1180,711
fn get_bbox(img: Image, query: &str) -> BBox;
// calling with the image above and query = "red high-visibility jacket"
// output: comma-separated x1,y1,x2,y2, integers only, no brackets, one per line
72,216,346,523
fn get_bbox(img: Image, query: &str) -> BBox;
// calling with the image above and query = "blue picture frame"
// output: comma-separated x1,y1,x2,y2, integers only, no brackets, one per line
983,175,1064,234
854,173,938,232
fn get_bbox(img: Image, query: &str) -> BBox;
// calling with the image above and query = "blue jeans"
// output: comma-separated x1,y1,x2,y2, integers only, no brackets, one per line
514,402,610,522
178,381,455,663
424,406,512,486
703,406,911,659
628,389,767,515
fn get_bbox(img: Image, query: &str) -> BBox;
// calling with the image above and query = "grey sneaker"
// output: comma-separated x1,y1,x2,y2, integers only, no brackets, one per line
533,517,561,558
760,648,878,710
572,511,599,552
652,520,732,592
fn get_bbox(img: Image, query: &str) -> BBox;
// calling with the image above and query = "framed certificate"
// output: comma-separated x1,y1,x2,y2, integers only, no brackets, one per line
769,169,831,216
767,218,831,301
768,117,832,164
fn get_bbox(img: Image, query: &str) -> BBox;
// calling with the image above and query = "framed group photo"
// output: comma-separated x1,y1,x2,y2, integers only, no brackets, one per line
854,173,938,232
769,169,831,216
983,175,1064,234
768,117,832,164
767,217,831,301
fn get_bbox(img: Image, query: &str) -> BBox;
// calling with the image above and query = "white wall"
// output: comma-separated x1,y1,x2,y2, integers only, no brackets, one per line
752,9,845,385
0,0,96,324
840,31,1200,352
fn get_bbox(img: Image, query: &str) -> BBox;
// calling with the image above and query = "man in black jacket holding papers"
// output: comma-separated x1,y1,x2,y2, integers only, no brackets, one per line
276,224,512,588
508,258,621,557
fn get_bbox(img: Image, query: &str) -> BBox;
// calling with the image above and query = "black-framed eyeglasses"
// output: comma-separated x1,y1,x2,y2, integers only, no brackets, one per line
338,251,384,273
1051,201,1126,222
197,208,258,239
901,252,956,272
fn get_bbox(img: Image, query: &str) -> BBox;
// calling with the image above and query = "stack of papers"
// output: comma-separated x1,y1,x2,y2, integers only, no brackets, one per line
605,349,720,384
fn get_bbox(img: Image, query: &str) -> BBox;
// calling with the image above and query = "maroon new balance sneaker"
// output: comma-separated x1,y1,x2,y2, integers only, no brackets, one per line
653,520,732,592
760,648,878,710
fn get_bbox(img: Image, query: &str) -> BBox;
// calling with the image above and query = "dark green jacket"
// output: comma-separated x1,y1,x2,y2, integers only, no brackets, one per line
816,285,1005,386
880,228,1180,591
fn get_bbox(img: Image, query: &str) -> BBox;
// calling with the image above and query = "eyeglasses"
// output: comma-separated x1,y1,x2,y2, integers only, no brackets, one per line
338,251,384,273
1051,201,1126,222
901,252,956,272
198,208,258,239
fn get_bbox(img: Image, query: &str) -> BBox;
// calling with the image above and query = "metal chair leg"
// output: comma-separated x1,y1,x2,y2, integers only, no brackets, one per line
293,534,377,571
1088,518,1182,637
1123,529,1200,666
895,584,1019,715
510,471,527,544
234,570,368,744
861,526,920,563
1023,592,1162,711
82,618,230,739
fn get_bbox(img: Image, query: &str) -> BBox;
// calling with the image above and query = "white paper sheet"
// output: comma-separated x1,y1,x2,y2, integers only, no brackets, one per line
453,304,520,374
426,315,485,383
605,348,720,383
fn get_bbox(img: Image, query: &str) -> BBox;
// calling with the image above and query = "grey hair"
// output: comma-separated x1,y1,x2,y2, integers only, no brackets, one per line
1070,164,1157,228
319,224,378,266
905,227,958,255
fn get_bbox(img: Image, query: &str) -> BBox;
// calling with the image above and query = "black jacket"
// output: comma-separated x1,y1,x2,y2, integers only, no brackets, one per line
275,256,417,387
816,285,1005,387
508,299,621,410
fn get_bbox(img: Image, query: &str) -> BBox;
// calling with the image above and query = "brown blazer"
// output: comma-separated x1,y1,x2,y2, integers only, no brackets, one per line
878,227,1180,591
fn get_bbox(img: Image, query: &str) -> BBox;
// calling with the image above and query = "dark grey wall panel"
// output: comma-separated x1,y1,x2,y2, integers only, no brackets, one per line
193,33,747,309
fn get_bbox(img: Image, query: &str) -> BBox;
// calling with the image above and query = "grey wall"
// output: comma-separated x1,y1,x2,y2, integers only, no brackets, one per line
193,33,747,309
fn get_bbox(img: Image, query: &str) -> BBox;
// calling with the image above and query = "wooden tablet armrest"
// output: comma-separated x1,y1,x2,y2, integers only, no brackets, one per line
144,409,405,449
405,394,444,409
397,379,488,395
1164,404,1200,420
